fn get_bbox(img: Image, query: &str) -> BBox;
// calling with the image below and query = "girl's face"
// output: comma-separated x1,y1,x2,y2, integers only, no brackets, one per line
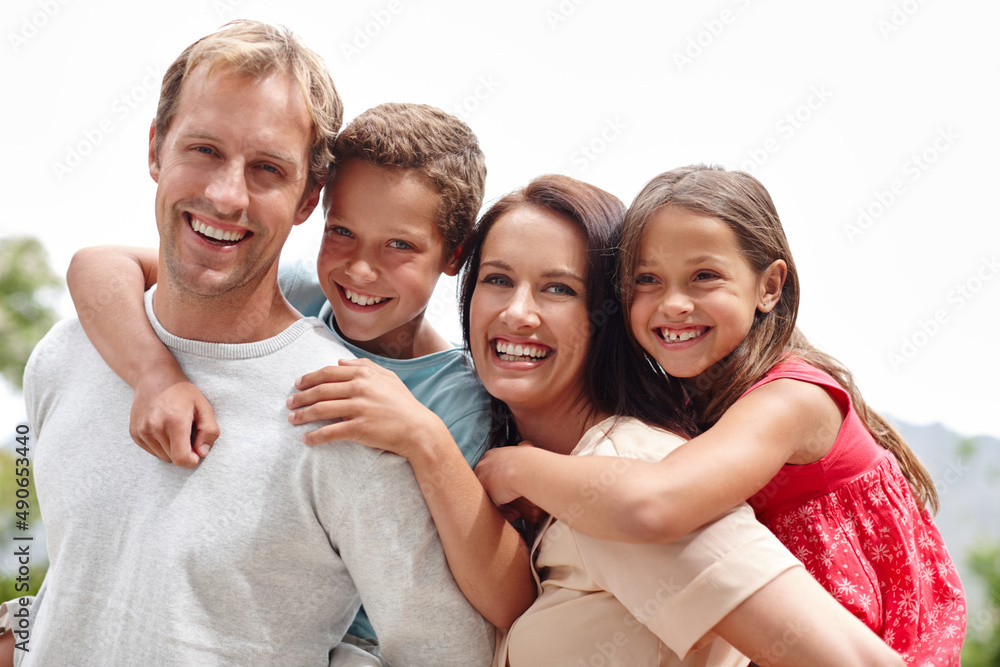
629,205,784,385
469,205,592,415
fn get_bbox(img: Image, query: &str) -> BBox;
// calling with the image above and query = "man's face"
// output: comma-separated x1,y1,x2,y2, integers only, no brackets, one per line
149,64,317,302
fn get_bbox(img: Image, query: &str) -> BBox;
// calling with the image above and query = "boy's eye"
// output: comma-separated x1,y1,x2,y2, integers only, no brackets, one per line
325,225,353,238
389,240,413,251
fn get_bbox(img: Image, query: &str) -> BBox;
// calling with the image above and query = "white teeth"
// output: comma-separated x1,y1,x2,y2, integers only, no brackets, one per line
495,340,550,360
190,217,246,243
344,288,384,306
660,328,706,342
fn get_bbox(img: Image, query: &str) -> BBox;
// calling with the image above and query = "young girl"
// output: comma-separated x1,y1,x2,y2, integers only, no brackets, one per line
475,165,966,665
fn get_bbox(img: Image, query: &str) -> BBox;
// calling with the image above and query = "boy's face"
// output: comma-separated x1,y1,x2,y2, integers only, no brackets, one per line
318,159,459,357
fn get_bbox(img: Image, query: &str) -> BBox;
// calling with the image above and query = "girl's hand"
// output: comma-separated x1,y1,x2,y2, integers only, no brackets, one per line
130,372,219,468
475,441,538,507
287,358,447,460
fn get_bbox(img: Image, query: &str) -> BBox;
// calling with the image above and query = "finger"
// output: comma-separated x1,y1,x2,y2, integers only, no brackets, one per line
192,400,220,458
294,364,356,391
337,357,378,369
288,399,353,426
286,382,354,410
516,439,537,449
131,422,171,463
133,433,170,463
166,417,199,469
300,421,356,447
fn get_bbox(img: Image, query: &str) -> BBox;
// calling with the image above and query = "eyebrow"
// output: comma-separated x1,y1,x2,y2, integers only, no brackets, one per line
480,259,586,284
637,254,724,268
182,131,301,167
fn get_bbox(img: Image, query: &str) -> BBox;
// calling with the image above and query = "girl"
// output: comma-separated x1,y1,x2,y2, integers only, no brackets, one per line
475,165,965,665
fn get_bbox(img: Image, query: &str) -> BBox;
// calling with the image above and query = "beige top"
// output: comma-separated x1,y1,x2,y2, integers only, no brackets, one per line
494,417,803,667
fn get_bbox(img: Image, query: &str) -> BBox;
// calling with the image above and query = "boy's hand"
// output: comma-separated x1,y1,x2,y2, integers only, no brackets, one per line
130,374,219,468
287,358,447,458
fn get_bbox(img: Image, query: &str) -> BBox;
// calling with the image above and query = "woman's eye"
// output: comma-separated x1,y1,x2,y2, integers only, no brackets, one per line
479,274,511,287
546,284,576,296
694,271,718,281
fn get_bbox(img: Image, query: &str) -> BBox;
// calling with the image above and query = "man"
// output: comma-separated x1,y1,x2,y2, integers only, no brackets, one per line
8,21,493,666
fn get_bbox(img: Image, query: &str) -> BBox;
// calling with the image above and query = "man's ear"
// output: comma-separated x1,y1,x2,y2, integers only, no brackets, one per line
757,259,787,313
294,181,322,226
443,246,462,277
148,120,160,183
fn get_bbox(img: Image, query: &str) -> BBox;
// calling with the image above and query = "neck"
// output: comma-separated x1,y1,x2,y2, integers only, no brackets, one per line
153,270,300,343
347,311,452,359
510,393,609,455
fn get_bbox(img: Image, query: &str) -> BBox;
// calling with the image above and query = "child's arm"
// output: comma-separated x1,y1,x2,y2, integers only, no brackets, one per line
715,566,904,666
67,246,218,467
288,359,536,629
476,378,843,543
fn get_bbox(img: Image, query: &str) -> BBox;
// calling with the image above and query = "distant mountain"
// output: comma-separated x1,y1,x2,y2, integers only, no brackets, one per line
894,419,1000,618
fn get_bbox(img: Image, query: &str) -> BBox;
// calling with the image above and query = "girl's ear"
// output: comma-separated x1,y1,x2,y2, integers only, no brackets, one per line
757,259,787,313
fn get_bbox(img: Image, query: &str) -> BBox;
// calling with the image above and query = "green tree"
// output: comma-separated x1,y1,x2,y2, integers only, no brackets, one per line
961,541,1000,666
0,237,62,390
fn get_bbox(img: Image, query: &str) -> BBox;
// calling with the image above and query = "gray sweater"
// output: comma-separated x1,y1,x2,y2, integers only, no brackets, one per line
20,290,494,666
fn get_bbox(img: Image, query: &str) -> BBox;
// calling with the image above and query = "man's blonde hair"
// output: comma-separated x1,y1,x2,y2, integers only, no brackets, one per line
153,20,343,192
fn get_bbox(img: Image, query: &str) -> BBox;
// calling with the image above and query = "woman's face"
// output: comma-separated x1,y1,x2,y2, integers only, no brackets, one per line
469,205,592,415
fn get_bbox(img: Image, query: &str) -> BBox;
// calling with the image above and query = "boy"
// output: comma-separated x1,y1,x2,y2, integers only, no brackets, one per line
66,103,534,638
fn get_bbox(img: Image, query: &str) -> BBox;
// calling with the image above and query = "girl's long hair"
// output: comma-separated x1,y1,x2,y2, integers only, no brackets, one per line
619,165,938,512
459,174,698,452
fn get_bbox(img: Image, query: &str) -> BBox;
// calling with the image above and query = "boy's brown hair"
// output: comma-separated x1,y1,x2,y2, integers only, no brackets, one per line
324,103,487,255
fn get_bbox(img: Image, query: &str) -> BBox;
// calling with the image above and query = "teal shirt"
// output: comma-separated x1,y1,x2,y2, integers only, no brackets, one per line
278,259,493,639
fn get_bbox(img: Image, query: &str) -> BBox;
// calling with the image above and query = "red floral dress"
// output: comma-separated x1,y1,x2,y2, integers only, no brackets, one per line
746,359,965,666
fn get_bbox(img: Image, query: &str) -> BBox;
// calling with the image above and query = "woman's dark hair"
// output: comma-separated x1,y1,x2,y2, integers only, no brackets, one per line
459,174,698,450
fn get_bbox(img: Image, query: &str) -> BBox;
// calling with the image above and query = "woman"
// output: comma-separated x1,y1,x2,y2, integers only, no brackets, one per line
459,174,902,666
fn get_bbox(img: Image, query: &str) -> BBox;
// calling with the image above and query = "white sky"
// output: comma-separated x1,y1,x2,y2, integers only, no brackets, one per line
2,0,998,439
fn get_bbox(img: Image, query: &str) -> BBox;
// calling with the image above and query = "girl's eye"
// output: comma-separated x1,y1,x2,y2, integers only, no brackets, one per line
389,240,413,251
546,284,576,296
479,273,511,287
634,273,657,285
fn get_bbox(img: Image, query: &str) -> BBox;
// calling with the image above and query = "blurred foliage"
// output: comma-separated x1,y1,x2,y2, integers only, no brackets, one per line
0,440,47,601
961,541,1000,666
0,237,62,390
